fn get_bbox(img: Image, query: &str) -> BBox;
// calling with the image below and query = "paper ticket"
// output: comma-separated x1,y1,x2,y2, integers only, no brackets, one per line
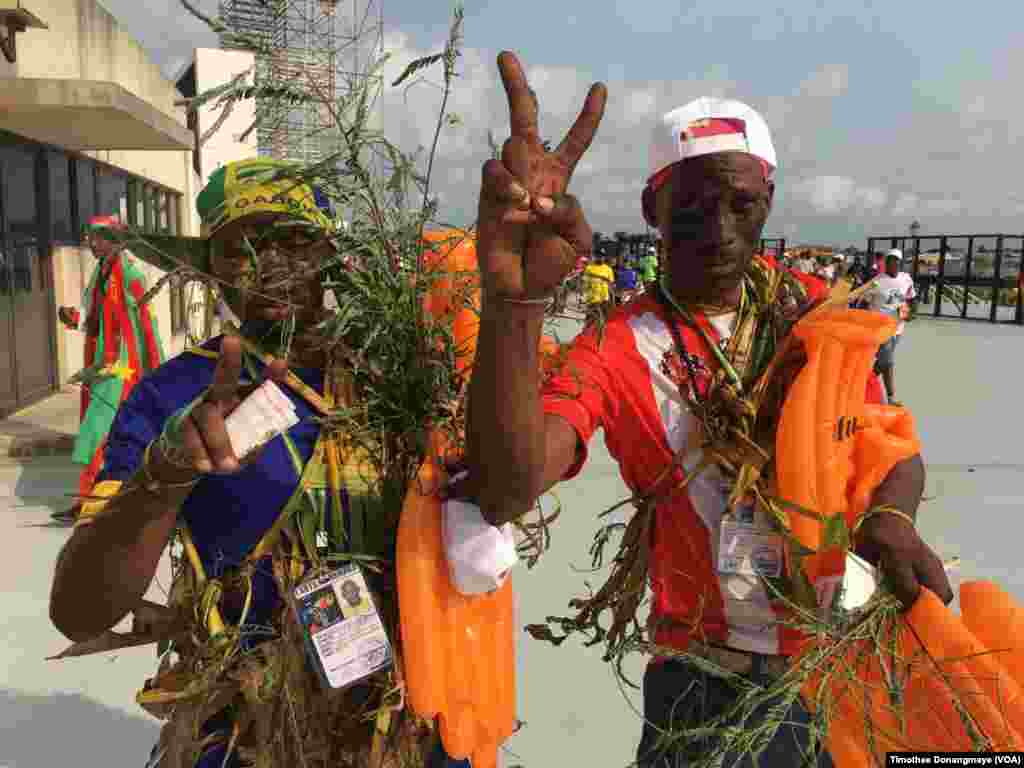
225,380,298,457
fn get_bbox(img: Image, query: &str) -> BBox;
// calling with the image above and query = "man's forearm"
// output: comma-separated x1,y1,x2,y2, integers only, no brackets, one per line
466,298,547,525
868,453,925,522
50,478,189,641
853,453,925,567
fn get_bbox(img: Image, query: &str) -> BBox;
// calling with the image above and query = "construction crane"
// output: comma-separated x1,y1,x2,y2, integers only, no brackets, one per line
218,0,383,166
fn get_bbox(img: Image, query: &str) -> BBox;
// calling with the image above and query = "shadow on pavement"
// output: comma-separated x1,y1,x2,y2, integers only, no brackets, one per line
0,688,160,768
4,458,80,522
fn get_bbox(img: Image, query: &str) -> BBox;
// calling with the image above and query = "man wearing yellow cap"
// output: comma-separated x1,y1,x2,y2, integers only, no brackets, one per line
51,158,470,768
464,52,953,767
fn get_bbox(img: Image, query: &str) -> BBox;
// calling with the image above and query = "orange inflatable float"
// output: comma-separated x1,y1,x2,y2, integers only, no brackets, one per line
421,228,481,377
400,230,562,766
397,431,516,767
777,305,1024,761
961,581,1024,685
803,584,1024,763
775,306,921,607
404,229,513,765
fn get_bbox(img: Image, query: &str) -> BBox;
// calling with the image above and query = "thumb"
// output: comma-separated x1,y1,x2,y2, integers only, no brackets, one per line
881,550,921,610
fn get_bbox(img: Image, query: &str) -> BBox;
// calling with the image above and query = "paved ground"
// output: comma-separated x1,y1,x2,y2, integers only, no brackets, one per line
0,388,79,459
1,313,1022,768
0,458,170,768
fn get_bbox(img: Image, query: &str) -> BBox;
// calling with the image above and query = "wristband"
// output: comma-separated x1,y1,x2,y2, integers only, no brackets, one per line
140,440,200,495
494,295,553,306
852,504,915,537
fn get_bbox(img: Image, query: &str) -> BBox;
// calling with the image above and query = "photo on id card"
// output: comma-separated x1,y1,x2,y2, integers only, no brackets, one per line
292,563,392,690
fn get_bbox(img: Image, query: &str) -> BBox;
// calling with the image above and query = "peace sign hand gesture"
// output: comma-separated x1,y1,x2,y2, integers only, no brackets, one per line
477,51,607,301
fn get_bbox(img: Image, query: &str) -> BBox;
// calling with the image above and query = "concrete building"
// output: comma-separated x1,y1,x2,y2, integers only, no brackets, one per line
0,0,200,417
173,47,258,191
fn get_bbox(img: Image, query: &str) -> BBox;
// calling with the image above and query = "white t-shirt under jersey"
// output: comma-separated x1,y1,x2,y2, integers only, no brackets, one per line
865,272,916,335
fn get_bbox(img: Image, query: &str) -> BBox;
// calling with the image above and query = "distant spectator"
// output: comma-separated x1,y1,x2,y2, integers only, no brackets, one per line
834,256,850,284
614,256,639,304
814,256,836,283
793,251,816,274
863,249,916,405
582,252,614,313
639,245,659,291
847,255,874,289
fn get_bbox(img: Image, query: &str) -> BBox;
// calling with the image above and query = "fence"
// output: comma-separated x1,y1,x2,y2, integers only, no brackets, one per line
758,238,786,259
866,234,1024,325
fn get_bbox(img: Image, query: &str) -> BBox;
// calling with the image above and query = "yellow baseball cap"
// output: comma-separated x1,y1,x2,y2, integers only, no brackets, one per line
196,158,334,237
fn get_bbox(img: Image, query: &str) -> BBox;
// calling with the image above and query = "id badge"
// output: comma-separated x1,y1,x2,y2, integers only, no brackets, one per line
718,515,783,579
292,563,393,689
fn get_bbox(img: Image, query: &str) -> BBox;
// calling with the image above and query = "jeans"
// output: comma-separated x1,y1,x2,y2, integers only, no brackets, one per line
427,740,472,768
636,658,833,768
876,334,899,369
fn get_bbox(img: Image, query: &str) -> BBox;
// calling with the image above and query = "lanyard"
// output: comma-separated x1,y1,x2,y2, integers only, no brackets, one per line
185,344,349,571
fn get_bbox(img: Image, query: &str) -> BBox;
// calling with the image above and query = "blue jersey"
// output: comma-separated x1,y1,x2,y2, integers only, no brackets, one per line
615,267,639,291
100,332,468,768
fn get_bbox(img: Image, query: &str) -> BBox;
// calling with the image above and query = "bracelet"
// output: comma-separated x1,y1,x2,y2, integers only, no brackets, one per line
492,294,553,306
140,440,200,495
852,504,915,536
157,429,194,471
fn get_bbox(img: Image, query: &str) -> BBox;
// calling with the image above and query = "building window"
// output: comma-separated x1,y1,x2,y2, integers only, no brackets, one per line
170,278,185,334
74,158,96,238
168,194,179,235
96,166,127,223
142,184,154,233
48,152,74,243
126,179,139,228
159,190,169,233
169,276,200,336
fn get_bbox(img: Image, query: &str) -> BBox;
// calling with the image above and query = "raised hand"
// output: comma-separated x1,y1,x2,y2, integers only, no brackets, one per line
149,336,288,481
477,51,607,301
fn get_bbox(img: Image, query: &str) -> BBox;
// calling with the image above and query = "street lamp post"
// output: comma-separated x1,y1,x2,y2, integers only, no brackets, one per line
909,220,922,313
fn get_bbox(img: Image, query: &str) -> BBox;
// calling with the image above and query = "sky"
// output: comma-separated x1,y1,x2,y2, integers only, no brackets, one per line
97,0,1024,246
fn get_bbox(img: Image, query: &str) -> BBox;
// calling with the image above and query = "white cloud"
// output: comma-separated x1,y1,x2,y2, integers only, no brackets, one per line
625,87,658,122
923,198,963,216
891,194,920,218
797,64,848,101
793,175,888,214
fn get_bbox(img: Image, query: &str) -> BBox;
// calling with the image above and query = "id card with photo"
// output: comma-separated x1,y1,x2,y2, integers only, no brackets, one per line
718,520,783,579
292,563,392,689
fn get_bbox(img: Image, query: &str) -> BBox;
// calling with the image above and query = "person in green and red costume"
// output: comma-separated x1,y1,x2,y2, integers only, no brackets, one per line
53,215,166,524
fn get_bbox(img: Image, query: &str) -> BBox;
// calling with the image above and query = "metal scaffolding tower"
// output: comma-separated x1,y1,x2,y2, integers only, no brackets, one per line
219,0,384,166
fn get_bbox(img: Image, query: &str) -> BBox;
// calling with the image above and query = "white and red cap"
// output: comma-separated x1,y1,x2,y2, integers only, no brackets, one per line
647,97,777,192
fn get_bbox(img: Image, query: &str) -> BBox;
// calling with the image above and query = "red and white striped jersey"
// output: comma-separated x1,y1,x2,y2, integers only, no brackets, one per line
542,287,882,656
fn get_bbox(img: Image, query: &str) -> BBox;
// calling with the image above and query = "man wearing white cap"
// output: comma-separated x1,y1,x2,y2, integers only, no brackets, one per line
864,248,916,405
639,243,660,292
465,52,951,767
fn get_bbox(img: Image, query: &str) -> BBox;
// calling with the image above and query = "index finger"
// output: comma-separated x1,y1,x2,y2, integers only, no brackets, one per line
498,51,539,144
208,335,243,404
554,82,608,175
